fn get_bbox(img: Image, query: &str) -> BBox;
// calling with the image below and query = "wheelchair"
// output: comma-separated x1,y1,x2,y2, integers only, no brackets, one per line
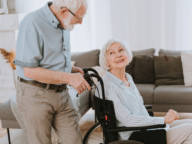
82,68,167,144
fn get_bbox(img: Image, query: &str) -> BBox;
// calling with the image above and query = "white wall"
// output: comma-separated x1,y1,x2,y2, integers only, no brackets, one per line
7,0,49,13
70,0,112,52
71,0,192,52
0,14,19,103
109,0,192,52
10,0,192,52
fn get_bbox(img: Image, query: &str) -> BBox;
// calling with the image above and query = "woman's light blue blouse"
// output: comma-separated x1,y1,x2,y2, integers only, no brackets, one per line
95,71,169,140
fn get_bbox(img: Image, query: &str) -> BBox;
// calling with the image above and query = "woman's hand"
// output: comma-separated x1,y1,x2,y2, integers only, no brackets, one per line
71,66,84,74
164,109,179,124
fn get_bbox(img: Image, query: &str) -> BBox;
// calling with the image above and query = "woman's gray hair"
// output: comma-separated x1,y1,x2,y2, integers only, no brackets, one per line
99,38,132,71
53,0,88,13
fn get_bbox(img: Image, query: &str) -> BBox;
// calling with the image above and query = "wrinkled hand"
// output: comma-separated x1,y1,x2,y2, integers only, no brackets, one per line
164,109,179,124
68,73,91,95
71,66,84,75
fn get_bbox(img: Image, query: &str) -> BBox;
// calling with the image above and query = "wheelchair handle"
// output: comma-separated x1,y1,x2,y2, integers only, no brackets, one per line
77,68,107,111
89,73,106,101
83,68,99,75
89,73,107,111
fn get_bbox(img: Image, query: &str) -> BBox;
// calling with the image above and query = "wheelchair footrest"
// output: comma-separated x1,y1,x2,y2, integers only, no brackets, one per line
109,140,144,144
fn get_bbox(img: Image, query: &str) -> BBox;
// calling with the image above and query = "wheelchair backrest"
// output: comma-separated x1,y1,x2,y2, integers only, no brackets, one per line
94,96,119,143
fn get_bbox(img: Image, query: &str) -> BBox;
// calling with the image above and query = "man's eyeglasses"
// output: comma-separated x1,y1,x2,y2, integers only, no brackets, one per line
61,7,82,22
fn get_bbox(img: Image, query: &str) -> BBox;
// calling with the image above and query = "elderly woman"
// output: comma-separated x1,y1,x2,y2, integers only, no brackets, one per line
95,38,192,144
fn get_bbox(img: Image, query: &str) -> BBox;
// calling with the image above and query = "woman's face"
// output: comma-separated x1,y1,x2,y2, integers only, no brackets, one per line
106,42,129,70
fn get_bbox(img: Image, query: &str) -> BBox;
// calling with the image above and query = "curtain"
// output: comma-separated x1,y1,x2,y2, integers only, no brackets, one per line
70,0,192,52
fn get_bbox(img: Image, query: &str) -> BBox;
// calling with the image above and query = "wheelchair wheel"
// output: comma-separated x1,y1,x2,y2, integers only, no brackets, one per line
83,122,103,144
83,122,144,144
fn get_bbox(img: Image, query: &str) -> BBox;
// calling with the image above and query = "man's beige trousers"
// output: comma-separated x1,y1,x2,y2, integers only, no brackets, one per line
16,80,82,144
167,119,192,144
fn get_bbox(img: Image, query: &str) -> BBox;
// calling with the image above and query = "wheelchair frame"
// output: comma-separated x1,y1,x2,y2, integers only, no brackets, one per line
83,68,167,144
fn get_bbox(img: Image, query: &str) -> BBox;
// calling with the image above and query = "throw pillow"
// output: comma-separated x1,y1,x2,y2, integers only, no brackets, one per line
133,55,155,84
132,48,156,57
154,56,184,86
90,66,106,85
181,52,192,86
159,49,192,56
71,49,100,68
125,48,155,77
125,57,135,77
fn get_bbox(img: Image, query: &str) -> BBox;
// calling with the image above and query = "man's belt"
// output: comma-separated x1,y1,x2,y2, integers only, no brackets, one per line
17,77,67,92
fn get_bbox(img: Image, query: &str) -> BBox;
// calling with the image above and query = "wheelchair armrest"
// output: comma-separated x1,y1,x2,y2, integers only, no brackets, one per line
107,124,166,133
145,105,152,109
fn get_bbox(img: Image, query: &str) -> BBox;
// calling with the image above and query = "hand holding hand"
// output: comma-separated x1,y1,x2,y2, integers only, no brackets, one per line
164,109,179,124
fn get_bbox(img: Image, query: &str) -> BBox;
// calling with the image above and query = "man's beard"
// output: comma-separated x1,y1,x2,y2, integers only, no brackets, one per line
63,15,75,31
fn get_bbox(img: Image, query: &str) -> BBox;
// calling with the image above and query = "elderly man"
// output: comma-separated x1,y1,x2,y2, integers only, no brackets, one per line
13,0,90,144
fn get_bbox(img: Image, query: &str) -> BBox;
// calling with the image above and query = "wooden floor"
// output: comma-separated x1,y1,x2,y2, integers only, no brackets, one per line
1,110,192,140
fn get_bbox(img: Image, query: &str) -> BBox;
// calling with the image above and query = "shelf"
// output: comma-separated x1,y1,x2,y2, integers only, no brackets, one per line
0,14,19,31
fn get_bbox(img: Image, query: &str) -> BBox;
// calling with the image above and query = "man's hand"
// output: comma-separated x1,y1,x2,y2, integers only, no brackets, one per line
71,66,84,74
68,73,91,95
164,109,179,124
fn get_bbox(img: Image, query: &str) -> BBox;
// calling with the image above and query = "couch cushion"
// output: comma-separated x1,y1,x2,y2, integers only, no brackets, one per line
181,52,192,86
91,84,155,108
126,48,155,77
152,104,192,113
154,56,184,86
1,120,21,128
136,84,155,104
78,90,91,115
133,55,155,84
154,85,192,105
71,49,100,68
132,48,156,57
125,57,135,77
159,49,192,56
0,100,16,121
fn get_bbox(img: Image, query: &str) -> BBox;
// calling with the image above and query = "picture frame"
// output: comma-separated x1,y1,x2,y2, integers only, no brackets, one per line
7,0,24,14
0,0,8,14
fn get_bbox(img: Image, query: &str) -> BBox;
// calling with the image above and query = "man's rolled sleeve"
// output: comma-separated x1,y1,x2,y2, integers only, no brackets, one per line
14,30,43,68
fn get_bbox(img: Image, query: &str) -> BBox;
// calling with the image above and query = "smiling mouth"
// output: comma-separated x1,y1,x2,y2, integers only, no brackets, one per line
116,59,124,63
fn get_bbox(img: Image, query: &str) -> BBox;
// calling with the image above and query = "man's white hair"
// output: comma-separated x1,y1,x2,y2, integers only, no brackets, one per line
100,38,133,71
53,0,87,13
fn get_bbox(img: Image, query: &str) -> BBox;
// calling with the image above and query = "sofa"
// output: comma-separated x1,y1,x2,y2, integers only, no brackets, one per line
0,48,192,141
74,48,192,113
